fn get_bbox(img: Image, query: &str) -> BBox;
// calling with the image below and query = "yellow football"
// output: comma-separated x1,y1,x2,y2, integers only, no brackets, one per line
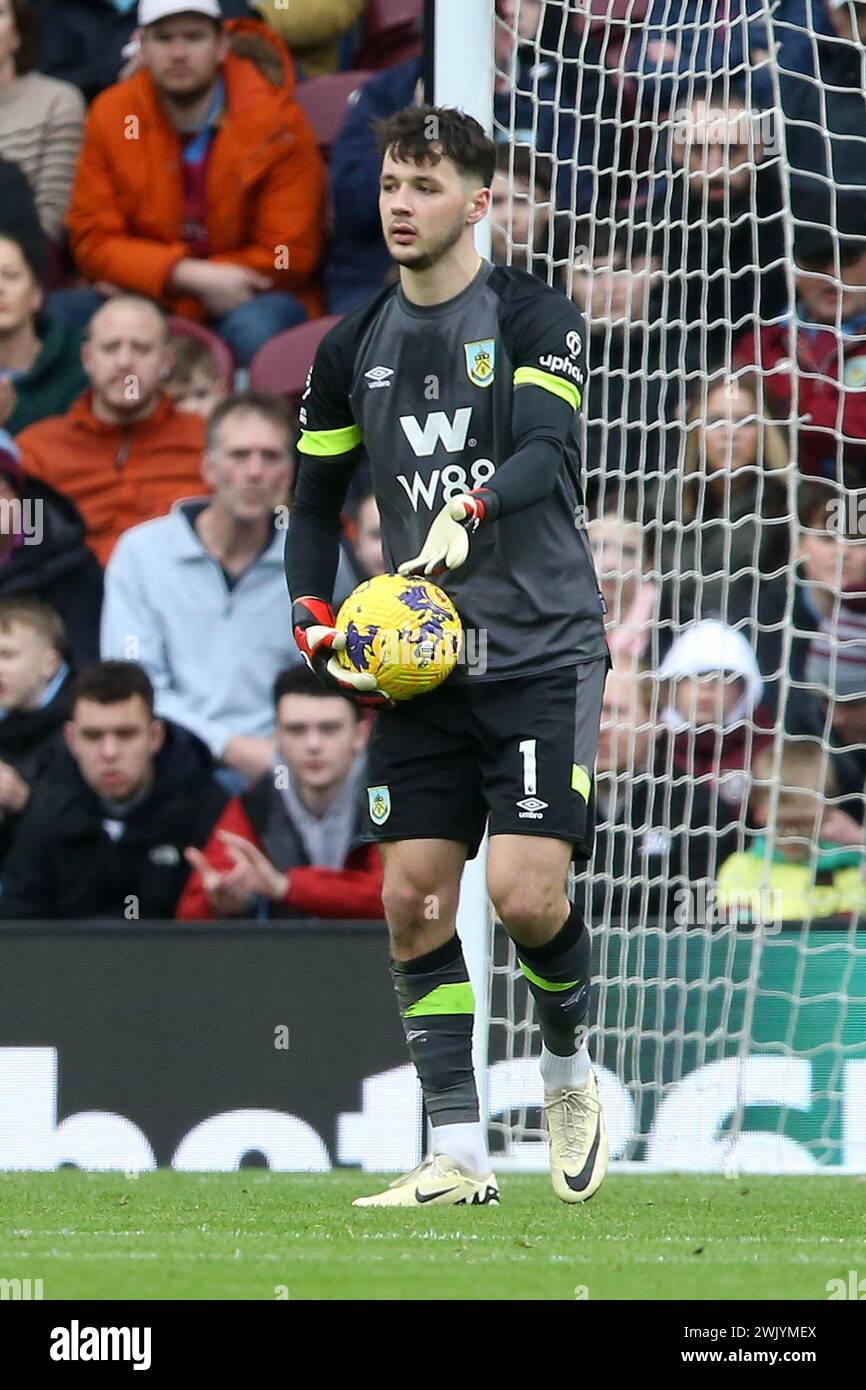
333,574,462,701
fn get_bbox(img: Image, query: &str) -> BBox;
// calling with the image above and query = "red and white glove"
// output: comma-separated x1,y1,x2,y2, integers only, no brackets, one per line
292,597,393,709
398,489,493,577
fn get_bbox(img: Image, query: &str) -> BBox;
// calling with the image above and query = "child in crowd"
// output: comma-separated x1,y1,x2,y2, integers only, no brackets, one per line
165,334,228,420
588,511,659,663
0,596,71,866
658,618,774,813
716,739,866,921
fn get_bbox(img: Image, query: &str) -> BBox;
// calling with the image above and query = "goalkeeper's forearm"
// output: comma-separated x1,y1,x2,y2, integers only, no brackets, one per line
481,436,566,519
480,386,575,520
284,454,356,602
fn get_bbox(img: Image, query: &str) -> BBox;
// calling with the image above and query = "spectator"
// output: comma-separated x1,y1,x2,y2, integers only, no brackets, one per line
177,664,383,919
660,83,788,374
626,0,774,124
490,145,553,279
495,0,620,215
0,154,45,283
252,0,365,79
36,0,253,106
570,219,679,506
805,636,866,802
588,509,659,663
326,18,619,311
716,739,866,921
0,660,227,919
658,618,774,812
0,234,88,435
326,57,420,313
749,480,866,810
785,481,866,698
781,0,866,202
0,0,85,245
787,483,866,799
586,660,738,924
101,391,356,785
0,430,103,667
733,194,866,483
0,597,72,866
16,295,206,567
64,2,325,366
165,331,228,419
345,491,384,582
657,371,791,624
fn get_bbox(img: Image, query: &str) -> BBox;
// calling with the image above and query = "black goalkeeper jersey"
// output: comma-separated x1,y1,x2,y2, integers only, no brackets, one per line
293,260,608,682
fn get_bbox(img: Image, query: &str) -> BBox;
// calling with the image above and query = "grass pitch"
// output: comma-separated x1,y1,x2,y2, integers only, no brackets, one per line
0,1171,863,1300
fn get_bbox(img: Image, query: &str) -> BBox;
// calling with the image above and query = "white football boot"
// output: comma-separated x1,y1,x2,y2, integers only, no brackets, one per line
545,1069,608,1203
352,1154,500,1208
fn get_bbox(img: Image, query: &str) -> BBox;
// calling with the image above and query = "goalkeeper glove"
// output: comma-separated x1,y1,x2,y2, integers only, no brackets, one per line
398,489,496,577
292,597,393,710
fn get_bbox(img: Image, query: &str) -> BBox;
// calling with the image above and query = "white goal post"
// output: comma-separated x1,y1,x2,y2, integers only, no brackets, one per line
430,0,866,1175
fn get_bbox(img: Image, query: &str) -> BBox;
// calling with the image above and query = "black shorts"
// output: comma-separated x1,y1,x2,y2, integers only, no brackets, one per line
362,656,609,861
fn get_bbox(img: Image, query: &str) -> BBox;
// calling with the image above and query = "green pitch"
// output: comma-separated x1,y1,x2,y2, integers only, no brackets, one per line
0,1171,861,1300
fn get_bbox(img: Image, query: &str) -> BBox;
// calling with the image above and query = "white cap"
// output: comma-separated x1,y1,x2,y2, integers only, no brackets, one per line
138,0,222,25
659,619,764,729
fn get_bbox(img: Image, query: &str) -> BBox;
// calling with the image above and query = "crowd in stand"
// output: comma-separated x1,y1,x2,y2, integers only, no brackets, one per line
0,0,864,924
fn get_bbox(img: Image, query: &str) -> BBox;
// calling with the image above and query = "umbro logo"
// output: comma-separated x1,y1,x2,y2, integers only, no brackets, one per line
365,365,394,388
517,796,548,820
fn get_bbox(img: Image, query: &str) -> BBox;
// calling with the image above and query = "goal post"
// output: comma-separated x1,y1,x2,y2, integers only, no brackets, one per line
427,0,866,1175
428,0,496,1129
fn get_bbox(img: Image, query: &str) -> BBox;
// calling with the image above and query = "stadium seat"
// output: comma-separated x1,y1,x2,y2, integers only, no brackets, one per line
167,317,235,389
249,316,342,399
296,72,373,160
354,0,423,71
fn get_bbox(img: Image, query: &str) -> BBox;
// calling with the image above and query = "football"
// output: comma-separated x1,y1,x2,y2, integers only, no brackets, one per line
333,574,463,700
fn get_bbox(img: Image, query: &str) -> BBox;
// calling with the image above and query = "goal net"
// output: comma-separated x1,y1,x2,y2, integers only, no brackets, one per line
486,0,866,1174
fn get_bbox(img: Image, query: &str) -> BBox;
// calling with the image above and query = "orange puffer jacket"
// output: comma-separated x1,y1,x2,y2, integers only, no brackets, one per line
17,392,208,568
66,19,326,321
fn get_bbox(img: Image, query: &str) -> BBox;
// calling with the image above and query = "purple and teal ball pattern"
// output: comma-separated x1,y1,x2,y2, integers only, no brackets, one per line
334,574,463,700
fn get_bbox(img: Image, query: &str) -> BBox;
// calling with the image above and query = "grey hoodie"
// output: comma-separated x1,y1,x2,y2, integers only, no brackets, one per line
101,499,355,757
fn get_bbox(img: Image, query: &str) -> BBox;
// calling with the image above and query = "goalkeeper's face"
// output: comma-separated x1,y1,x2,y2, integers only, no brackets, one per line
379,151,487,270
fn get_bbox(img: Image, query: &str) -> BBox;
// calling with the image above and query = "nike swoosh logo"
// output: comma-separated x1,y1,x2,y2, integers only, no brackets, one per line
564,1123,601,1193
415,1186,459,1203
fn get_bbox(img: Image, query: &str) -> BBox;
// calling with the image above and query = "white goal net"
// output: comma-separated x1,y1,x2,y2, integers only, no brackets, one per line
486,0,866,1174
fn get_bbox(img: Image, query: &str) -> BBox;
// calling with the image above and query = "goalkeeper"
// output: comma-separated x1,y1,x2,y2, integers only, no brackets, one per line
286,105,610,1207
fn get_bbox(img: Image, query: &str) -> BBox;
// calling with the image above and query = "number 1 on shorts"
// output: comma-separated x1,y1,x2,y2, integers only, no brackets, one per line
519,738,537,796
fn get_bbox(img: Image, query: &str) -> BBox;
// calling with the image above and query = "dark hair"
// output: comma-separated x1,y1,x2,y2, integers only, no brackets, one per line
374,105,496,188
592,219,655,266
207,390,294,452
70,661,155,717
494,143,551,198
797,479,840,533
168,333,221,386
0,228,45,286
0,597,64,652
9,0,39,76
273,664,362,720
